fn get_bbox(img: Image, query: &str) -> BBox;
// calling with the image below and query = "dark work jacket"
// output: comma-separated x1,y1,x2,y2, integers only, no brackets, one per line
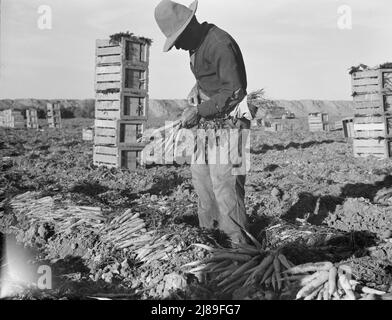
190,23,248,119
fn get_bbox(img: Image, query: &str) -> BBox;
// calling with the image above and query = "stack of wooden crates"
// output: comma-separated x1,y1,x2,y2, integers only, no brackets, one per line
308,113,329,132
47,103,62,128
26,109,39,129
0,109,25,128
351,67,392,158
93,36,150,170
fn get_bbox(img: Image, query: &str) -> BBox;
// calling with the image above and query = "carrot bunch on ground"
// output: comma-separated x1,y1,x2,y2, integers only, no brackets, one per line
285,262,387,300
102,209,177,265
101,209,154,250
182,243,295,296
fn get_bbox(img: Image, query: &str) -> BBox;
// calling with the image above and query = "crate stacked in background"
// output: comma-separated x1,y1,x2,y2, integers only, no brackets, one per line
47,103,62,129
0,109,25,128
26,109,39,129
0,110,5,127
308,113,329,132
342,117,354,138
351,67,392,158
93,36,150,170
82,128,94,141
264,122,283,132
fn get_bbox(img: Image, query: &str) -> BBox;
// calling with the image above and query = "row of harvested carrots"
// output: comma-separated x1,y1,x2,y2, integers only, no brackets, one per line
183,244,388,300
182,244,295,295
285,262,386,300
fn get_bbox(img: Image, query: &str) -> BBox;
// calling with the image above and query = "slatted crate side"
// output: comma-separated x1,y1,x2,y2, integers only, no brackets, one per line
96,45,122,57
351,69,380,94
0,112,4,127
93,152,120,168
309,124,324,132
95,94,148,121
26,109,39,129
308,113,328,122
96,73,122,82
95,82,122,92
94,120,145,146
308,113,328,131
95,109,121,120
94,145,145,169
352,115,389,138
352,69,392,95
96,38,150,67
95,100,121,111
353,138,391,159
354,115,385,124
95,64,122,87
353,93,392,115
96,55,122,66
96,92,121,101
361,116,392,138
353,122,386,138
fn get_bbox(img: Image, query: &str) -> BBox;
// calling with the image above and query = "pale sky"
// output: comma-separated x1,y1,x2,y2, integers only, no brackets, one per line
0,0,391,100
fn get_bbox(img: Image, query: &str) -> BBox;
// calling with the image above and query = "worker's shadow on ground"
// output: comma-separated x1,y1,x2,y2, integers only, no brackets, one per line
250,140,336,155
282,175,392,225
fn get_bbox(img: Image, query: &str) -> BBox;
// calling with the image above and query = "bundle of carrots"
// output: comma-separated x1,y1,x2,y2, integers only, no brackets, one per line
285,262,387,300
101,209,154,250
10,192,106,235
182,243,295,295
102,210,177,265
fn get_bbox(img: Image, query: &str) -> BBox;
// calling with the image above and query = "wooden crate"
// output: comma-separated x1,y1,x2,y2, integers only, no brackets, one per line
3,110,25,128
94,119,145,147
334,120,343,131
342,117,354,138
95,38,150,96
353,115,392,138
95,93,148,121
95,65,148,95
96,38,149,66
0,111,4,127
265,122,283,132
47,103,62,128
353,138,392,159
353,93,392,116
93,145,145,169
351,68,392,95
82,128,94,141
26,109,39,129
308,113,329,132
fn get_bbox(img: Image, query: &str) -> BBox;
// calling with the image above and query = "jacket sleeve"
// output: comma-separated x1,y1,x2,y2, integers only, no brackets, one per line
197,42,246,118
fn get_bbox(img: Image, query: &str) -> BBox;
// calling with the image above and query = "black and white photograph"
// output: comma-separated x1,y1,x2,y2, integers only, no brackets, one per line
0,0,392,308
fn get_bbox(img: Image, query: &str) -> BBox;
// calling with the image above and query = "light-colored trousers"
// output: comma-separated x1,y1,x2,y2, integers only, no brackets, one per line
190,119,250,243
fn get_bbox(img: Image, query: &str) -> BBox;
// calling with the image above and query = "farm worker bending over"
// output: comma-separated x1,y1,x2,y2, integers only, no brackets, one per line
154,0,254,245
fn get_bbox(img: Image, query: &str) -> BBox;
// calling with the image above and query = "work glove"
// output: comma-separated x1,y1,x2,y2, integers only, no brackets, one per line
181,106,200,129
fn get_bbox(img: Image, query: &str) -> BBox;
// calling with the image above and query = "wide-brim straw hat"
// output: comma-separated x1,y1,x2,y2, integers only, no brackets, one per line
155,0,198,52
